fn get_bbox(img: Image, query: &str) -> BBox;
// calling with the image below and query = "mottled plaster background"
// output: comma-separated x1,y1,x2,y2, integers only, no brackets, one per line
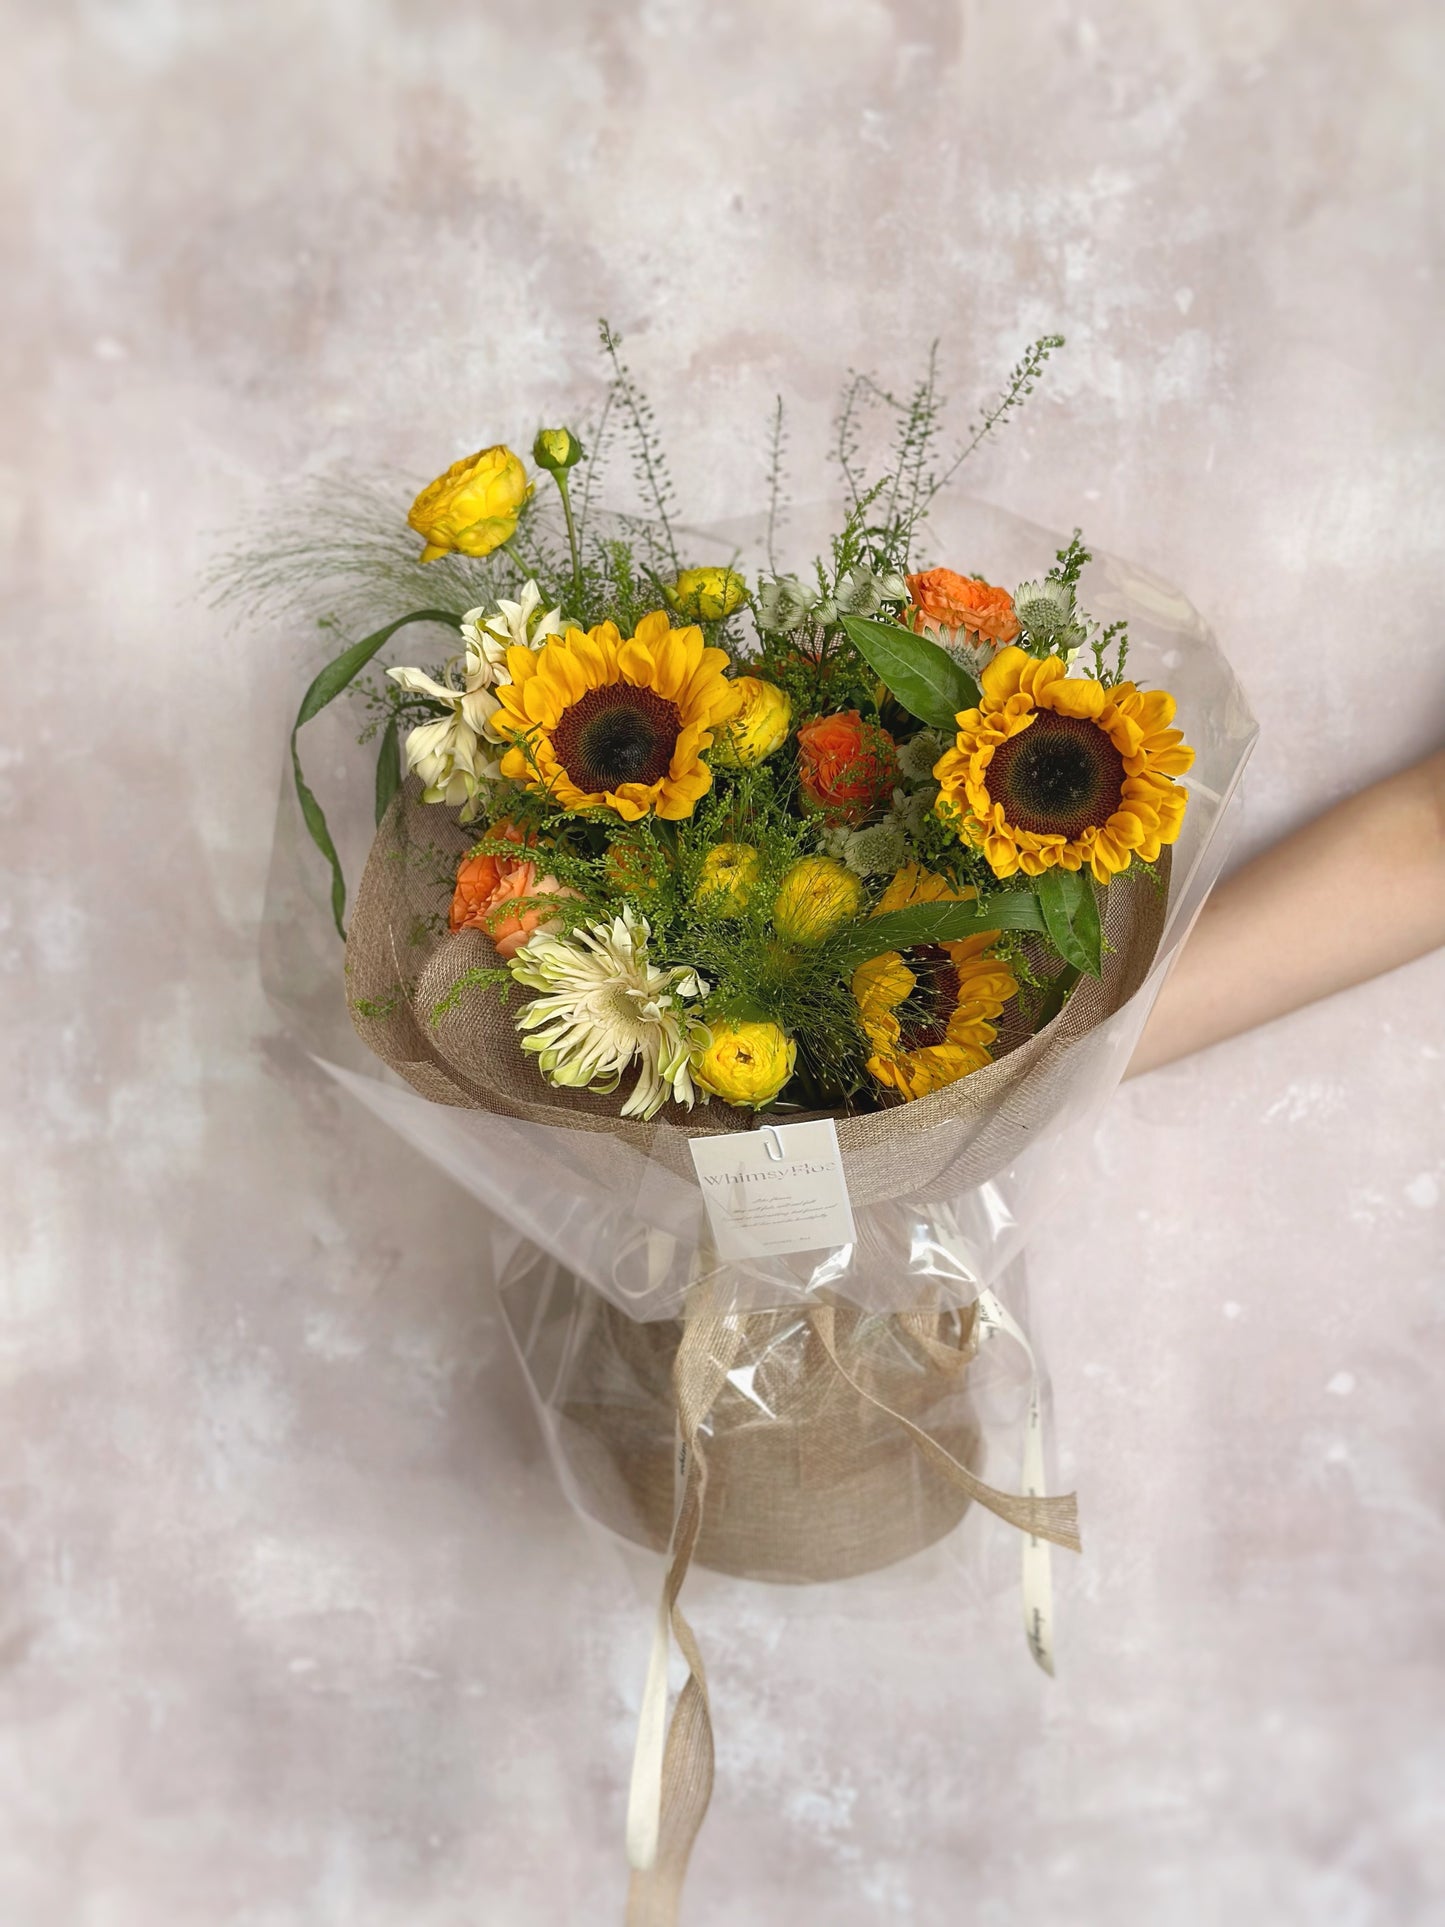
4,2,1444,1923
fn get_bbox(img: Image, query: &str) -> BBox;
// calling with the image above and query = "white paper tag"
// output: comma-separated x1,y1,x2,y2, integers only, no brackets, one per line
688,1118,857,1260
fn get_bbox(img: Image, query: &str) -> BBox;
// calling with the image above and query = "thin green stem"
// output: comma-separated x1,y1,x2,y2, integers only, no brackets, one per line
552,470,582,601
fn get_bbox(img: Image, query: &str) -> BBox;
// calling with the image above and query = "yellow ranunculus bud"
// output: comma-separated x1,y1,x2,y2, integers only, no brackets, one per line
533,427,584,473
692,1019,796,1109
710,676,792,769
771,857,864,946
408,446,533,563
666,567,748,622
693,842,760,916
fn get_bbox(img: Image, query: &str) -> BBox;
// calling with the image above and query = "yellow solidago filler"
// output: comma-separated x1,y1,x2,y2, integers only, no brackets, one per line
710,675,793,769
851,864,1018,1102
408,446,533,562
492,611,740,822
692,1019,796,1108
933,646,1193,886
771,857,863,946
694,843,761,916
666,567,748,622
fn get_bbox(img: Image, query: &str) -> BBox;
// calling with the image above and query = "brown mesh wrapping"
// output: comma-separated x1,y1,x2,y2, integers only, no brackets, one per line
345,778,1169,1207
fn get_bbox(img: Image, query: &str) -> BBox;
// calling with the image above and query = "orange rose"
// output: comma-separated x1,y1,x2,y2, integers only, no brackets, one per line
449,831,579,960
795,711,900,826
905,568,1020,647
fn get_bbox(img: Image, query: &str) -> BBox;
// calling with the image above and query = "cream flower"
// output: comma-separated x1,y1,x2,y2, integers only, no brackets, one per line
509,907,710,1120
460,580,565,691
387,588,562,817
386,651,502,822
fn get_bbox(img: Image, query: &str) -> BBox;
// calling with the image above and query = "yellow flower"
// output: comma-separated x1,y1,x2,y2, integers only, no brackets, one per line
532,427,583,472
694,843,761,915
408,446,533,562
710,675,793,769
933,647,1193,886
666,567,748,622
491,610,740,822
851,865,1017,1101
771,857,863,946
692,1019,796,1108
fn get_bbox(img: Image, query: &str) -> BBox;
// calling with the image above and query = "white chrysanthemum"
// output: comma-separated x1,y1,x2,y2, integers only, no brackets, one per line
509,908,710,1120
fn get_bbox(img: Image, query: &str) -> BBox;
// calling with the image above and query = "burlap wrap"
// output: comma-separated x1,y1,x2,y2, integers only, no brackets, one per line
346,779,1169,1208
541,1284,984,1582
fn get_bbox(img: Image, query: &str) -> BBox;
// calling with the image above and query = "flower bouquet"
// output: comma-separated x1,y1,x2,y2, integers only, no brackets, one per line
240,326,1254,1923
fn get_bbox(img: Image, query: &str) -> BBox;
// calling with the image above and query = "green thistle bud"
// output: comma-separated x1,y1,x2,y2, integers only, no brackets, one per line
532,427,584,473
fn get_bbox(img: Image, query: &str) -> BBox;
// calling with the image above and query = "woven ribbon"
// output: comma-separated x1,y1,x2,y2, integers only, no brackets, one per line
624,1275,1080,1927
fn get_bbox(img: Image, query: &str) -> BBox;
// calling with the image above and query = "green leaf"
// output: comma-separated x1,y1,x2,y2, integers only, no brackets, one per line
1072,870,1103,975
1032,962,1081,1030
290,607,461,938
374,716,402,826
827,892,1045,972
1033,869,1104,977
838,614,980,730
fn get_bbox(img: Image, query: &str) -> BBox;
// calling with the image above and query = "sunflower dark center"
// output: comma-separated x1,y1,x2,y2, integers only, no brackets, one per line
551,682,681,793
985,710,1126,841
895,944,960,1052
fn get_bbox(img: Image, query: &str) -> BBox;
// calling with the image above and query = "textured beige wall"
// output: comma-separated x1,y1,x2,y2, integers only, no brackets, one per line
4,2,1443,1923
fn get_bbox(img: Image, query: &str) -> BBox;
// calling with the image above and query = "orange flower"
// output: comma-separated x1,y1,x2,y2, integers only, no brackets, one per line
905,568,1020,647
449,828,579,960
795,711,900,825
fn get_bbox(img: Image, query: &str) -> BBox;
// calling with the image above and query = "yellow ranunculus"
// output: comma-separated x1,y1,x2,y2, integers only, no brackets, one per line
692,1019,796,1108
771,856,863,946
694,842,761,915
408,446,533,563
710,676,792,769
666,567,748,622
532,427,583,472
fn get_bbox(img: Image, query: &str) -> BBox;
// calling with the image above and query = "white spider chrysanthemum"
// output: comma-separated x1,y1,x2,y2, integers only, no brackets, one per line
509,908,710,1120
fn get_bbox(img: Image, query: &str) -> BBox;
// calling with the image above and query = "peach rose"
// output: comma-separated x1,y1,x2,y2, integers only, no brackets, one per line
449,830,578,960
905,568,1020,647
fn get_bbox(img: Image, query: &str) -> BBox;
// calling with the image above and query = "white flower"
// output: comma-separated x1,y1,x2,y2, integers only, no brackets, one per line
385,588,561,817
460,580,565,683
509,908,710,1120
887,783,937,839
896,727,950,784
386,658,501,822
841,822,908,878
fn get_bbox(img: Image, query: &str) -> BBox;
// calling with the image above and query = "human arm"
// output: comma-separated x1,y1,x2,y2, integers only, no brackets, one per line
1127,749,1445,1077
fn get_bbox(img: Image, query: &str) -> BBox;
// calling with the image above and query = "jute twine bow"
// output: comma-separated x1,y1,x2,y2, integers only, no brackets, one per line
624,1283,1081,1926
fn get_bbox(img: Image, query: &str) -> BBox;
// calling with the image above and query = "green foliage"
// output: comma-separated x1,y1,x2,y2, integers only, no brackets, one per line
290,607,461,937
597,319,680,572
824,889,1047,971
1032,868,1104,977
839,614,979,730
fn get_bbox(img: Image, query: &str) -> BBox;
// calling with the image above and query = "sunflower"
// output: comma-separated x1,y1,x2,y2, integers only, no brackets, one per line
933,647,1193,885
851,865,1017,1101
491,611,739,821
